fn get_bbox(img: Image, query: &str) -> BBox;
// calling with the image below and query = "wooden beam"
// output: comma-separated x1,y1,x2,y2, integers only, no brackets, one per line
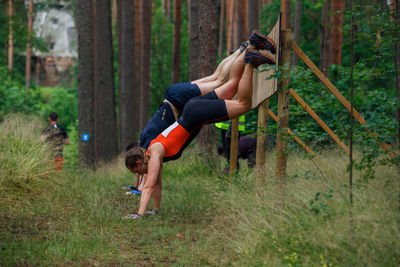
268,109,316,156
276,29,292,179
289,88,350,155
229,117,239,174
291,40,395,155
290,40,366,125
255,99,268,186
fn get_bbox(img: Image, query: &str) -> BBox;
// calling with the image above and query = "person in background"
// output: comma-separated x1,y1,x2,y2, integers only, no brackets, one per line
41,112,70,171
218,135,257,169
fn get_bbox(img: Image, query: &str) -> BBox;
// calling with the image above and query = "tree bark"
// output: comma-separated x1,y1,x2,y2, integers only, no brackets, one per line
246,0,259,35
119,0,138,151
189,0,200,80
140,0,152,130
172,0,181,83
320,0,331,74
25,0,34,91
226,0,235,52
192,0,218,153
77,0,96,169
94,0,119,163
292,0,301,66
7,0,14,71
331,0,345,65
133,0,142,132
218,0,225,58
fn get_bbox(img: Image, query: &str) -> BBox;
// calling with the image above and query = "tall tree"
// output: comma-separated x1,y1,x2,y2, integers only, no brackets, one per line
133,0,142,132
119,0,138,151
331,0,345,65
189,0,200,80
140,0,152,130
172,0,182,83
320,0,331,74
25,0,34,91
189,0,218,152
218,0,225,57
7,0,14,71
246,0,259,35
226,0,235,52
77,0,95,169
292,0,302,66
94,0,118,163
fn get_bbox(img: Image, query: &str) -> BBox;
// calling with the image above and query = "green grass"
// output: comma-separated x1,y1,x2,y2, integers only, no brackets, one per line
1,114,399,266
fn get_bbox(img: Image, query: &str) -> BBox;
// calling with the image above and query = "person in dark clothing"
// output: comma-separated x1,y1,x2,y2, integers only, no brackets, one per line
41,112,70,171
218,135,257,169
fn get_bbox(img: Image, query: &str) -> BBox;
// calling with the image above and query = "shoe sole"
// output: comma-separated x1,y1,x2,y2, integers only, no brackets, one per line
246,48,276,66
251,30,277,54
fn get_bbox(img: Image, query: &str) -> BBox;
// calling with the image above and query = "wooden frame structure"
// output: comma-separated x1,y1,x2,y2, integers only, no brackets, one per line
229,20,392,182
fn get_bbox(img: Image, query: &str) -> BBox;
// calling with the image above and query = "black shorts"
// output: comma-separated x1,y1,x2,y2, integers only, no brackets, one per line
178,92,229,133
164,82,201,111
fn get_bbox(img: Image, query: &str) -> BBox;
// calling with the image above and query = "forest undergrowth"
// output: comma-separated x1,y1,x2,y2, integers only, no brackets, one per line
0,114,399,266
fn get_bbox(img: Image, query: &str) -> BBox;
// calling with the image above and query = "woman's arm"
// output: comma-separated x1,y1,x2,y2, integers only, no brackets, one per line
138,143,164,215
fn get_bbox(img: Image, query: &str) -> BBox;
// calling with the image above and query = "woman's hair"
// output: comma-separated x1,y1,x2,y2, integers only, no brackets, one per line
125,147,146,169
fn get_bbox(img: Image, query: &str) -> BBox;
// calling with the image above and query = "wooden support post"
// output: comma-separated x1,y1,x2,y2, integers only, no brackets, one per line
276,29,291,179
229,117,239,174
255,99,269,187
289,88,350,155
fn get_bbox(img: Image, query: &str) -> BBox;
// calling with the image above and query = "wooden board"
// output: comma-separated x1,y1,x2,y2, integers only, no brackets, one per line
251,16,280,109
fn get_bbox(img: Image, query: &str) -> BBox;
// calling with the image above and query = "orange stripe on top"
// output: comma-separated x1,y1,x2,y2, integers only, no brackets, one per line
147,122,191,159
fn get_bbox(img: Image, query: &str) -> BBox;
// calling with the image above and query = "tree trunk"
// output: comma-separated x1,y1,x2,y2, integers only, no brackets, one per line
172,0,181,83
119,0,138,151
191,0,218,153
7,0,14,71
140,0,152,130
320,0,331,74
189,0,200,80
77,0,96,169
246,0,259,36
218,0,225,57
133,0,142,133
276,1,291,179
281,0,291,29
226,0,235,52
25,0,34,91
94,0,118,163
292,0,301,66
331,0,344,65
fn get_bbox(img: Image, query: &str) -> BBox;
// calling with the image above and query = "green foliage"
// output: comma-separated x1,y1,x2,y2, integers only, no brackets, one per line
0,114,55,194
0,66,77,130
1,128,399,265
149,0,190,116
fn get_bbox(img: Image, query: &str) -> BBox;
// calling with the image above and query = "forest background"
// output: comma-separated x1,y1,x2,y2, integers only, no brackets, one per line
1,0,400,265
1,0,399,169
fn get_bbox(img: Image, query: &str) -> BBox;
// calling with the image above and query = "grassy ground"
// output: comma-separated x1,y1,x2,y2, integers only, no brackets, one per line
1,114,399,266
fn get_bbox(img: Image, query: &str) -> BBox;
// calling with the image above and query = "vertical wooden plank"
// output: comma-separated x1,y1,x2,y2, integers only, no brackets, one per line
256,99,268,185
275,29,291,179
229,118,239,174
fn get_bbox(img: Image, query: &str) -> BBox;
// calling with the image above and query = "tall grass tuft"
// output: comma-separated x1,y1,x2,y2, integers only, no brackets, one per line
0,114,55,197
204,149,400,266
